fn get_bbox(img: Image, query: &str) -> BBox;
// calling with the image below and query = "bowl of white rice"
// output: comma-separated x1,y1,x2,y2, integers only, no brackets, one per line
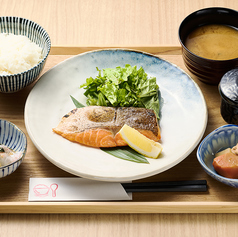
0,119,27,178
0,16,51,93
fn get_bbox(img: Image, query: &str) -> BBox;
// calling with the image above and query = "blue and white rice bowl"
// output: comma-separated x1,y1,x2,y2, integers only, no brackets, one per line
0,119,27,178
197,124,238,187
0,16,51,93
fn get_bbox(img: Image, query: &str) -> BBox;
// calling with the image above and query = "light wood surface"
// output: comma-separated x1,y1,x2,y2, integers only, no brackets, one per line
1,0,238,236
0,50,236,214
0,0,237,47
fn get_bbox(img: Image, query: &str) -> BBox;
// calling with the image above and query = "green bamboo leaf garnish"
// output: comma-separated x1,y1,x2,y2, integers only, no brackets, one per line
101,147,149,164
70,95,149,164
70,95,85,108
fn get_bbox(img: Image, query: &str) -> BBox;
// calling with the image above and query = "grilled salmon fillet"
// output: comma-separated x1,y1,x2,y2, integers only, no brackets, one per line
53,106,161,147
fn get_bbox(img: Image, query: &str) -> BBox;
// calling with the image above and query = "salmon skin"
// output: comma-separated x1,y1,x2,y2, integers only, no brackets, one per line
53,106,161,147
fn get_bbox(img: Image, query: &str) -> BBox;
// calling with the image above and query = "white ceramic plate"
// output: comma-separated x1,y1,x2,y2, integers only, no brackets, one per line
25,49,207,182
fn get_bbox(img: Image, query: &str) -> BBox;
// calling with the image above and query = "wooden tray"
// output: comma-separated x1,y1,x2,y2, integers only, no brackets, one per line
0,46,237,214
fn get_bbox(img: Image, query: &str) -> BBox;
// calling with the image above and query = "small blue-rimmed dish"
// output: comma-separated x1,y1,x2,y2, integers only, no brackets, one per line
197,124,238,187
0,16,51,93
0,119,27,178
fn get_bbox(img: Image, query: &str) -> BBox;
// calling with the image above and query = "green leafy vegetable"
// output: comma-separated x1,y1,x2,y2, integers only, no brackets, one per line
80,64,160,118
70,95,149,164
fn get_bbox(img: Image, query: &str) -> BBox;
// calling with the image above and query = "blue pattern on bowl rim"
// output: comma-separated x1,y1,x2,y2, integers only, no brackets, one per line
0,16,51,93
0,119,27,178
197,124,238,187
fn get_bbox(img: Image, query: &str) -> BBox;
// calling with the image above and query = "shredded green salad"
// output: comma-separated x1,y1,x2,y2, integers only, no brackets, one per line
80,64,160,118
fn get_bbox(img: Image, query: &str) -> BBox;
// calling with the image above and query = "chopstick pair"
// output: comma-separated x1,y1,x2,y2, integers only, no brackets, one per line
121,180,207,192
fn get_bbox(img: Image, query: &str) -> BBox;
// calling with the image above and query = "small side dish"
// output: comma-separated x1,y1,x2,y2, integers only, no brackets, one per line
197,124,238,187
213,143,238,179
0,119,27,178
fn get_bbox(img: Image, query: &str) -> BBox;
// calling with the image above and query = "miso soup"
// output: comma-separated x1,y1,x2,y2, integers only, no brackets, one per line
185,24,238,60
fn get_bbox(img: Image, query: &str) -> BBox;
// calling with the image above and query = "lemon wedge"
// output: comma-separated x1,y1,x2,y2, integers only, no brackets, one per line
119,124,163,159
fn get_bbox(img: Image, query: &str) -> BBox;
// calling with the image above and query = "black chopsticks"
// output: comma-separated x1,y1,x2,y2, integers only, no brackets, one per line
121,180,207,192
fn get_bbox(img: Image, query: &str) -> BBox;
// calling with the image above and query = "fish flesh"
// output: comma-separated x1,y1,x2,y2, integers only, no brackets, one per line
0,145,23,167
53,106,161,147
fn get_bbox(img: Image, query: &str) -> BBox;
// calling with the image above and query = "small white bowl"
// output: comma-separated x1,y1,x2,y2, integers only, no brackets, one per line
197,124,238,187
0,119,27,178
0,16,51,93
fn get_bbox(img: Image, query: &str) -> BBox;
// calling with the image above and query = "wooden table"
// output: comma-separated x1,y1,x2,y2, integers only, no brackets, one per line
1,1,238,236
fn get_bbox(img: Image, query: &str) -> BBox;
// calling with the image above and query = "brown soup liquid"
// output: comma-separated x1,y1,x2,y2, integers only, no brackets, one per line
185,24,238,60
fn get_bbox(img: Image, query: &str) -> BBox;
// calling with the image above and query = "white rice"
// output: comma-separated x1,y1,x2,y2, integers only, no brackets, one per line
0,33,43,75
